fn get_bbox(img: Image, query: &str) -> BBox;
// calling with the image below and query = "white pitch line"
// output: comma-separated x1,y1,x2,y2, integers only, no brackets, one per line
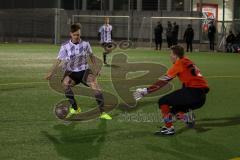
206,75,240,79
0,81,47,86
0,75,239,86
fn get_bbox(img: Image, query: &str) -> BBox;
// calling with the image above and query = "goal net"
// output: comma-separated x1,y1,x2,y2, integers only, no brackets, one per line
216,19,240,51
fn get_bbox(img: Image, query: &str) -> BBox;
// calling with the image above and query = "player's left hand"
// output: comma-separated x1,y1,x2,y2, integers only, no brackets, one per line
133,88,148,101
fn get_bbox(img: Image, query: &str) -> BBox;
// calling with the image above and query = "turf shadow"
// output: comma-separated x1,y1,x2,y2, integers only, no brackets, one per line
103,64,120,68
177,115,240,134
41,119,107,160
145,136,237,160
117,100,158,112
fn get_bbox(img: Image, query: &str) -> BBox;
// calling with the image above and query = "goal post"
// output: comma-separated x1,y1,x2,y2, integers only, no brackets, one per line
72,15,130,41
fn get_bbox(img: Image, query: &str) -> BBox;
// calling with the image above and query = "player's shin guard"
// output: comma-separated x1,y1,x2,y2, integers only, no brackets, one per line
160,104,173,128
95,93,104,113
65,88,78,110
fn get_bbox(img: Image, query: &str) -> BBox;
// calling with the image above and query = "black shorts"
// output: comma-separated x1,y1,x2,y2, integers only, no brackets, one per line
63,69,92,86
158,87,209,114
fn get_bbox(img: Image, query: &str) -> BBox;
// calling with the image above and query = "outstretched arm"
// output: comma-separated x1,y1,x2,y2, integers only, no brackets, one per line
98,32,101,41
147,75,172,93
89,54,100,76
133,61,180,101
133,75,173,101
98,26,102,42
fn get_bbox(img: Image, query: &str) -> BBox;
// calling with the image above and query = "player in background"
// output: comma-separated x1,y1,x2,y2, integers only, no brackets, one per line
45,23,112,120
184,24,194,52
98,17,113,65
172,22,179,45
154,21,163,50
208,21,216,51
134,45,209,135
166,21,173,48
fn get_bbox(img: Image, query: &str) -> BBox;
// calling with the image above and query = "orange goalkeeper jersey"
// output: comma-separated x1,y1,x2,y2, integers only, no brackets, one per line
167,57,208,88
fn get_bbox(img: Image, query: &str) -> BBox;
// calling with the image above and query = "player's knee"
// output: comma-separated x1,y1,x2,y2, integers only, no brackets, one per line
89,82,100,91
62,81,71,89
87,78,96,85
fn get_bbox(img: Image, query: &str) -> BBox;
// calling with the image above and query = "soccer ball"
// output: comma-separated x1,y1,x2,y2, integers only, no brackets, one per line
55,104,69,119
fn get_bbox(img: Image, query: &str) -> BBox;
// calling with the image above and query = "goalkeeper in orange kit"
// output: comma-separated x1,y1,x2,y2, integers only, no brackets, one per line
134,45,209,135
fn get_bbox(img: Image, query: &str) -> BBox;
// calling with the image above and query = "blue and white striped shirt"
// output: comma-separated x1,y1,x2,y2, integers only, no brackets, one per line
99,24,112,43
57,40,93,72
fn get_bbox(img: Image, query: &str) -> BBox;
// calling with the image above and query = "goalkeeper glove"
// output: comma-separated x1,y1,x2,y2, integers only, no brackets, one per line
133,88,148,101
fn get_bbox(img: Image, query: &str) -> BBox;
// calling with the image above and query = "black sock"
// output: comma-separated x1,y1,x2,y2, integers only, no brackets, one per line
103,53,107,64
95,93,104,113
65,88,77,110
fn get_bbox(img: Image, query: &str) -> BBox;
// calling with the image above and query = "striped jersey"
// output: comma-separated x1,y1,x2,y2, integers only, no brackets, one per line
57,40,93,72
98,24,112,43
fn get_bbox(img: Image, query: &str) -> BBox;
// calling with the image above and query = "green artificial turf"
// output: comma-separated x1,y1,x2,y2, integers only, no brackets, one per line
0,43,240,160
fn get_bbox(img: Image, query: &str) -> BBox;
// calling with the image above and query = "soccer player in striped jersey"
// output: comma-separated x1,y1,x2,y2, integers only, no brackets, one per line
134,45,209,135
98,17,113,65
45,23,112,120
